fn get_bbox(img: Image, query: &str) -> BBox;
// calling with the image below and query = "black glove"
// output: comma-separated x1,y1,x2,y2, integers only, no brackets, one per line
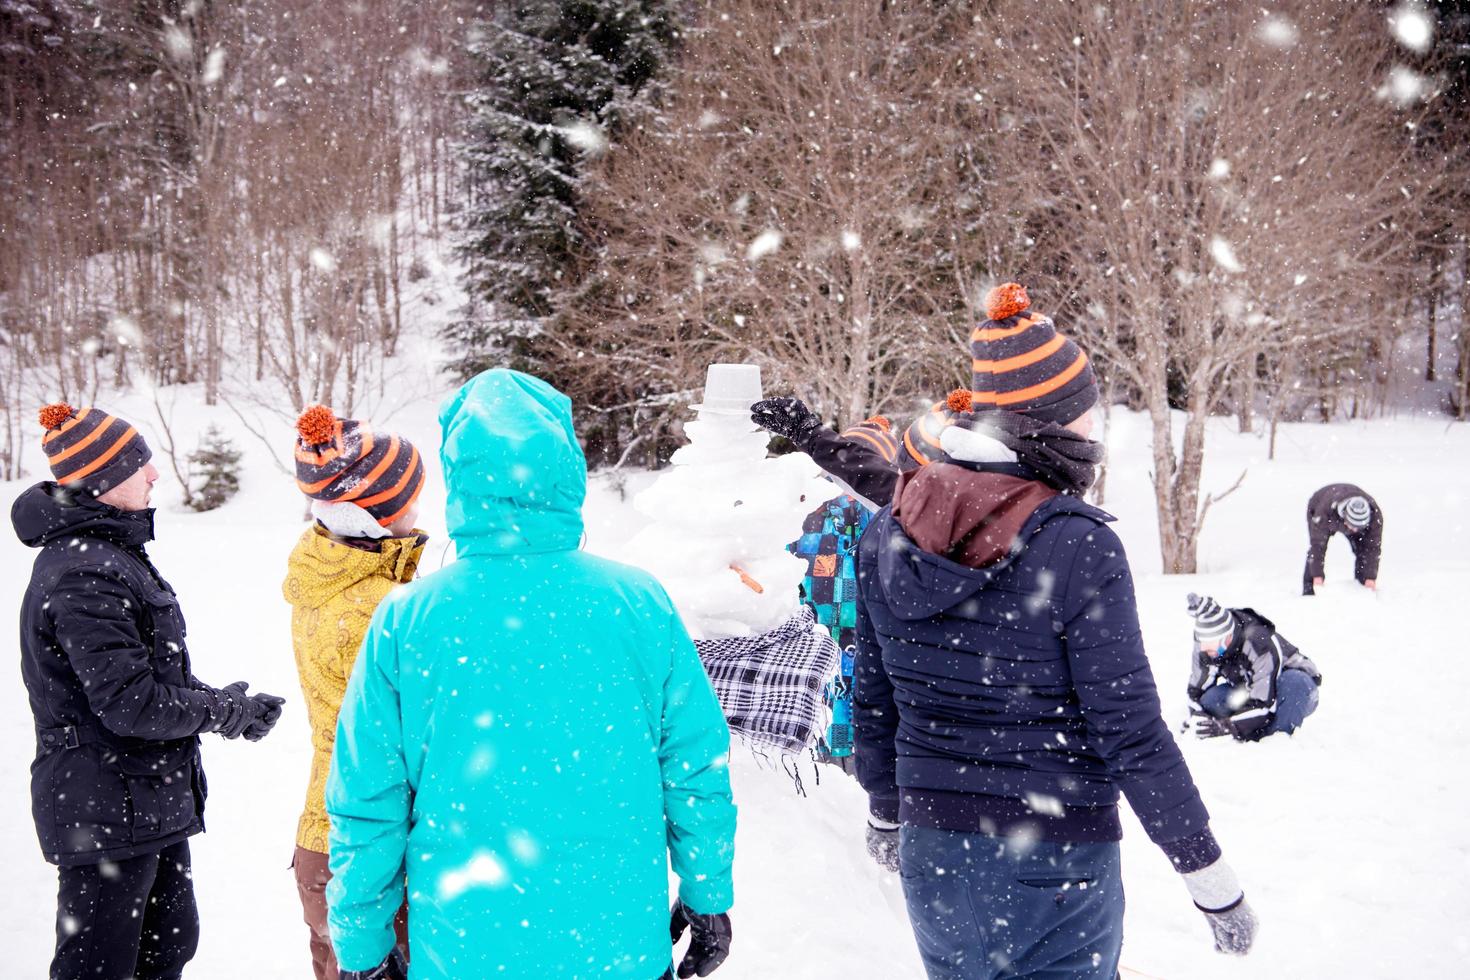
749,397,822,447
865,818,901,872
1190,713,1233,740
340,946,407,980
209,681,254,738
243,693,286,741
669,900,732,978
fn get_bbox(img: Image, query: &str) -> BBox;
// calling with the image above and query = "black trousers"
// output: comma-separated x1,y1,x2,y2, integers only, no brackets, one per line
52,839,200,980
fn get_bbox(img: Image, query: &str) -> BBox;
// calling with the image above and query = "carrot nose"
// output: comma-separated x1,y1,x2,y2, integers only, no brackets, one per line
729,562,764,594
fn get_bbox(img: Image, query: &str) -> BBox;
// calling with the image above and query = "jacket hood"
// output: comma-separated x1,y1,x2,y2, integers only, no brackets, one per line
11,481,154,550
875,487,1112,621
282,524,427,611
439,369,586,555
892,464,1057,569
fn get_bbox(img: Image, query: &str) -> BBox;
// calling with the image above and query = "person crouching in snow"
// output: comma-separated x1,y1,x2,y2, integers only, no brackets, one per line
283,405,428,980
324,370,737,980
1185,593,1322,741
1303,483,1382,594
853,284,1257,978
14,402,285,980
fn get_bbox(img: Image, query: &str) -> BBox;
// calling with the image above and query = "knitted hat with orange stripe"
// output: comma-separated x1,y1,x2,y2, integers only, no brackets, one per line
900,390,973,470
971,283,1097,426
39,402,152,496
839,415,900,467
294,405,425,528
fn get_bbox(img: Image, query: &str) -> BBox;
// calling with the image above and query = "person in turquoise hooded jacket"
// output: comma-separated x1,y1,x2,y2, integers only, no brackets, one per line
324,370,738,980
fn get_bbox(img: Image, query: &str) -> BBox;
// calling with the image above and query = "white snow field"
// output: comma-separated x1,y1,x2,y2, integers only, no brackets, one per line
1,397,1466,979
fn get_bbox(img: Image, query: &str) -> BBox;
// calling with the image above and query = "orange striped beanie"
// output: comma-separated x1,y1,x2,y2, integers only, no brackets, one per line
971,283,1097,426
839,416,900,466
294,405,425,528
39,402,152,495
900,390,973,470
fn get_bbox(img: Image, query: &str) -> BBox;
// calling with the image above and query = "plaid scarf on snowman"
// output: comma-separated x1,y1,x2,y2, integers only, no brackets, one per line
694,605,839,755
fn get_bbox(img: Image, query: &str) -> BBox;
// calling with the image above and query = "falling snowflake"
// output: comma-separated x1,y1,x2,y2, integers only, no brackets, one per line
1209,237,1243,273
309,248,337,273
746,230,783,262
202,48,225,85
559,120,607,156
438,851,508,901
1257,16,1299,48
1388,3,1434,53
1377,65,1431,107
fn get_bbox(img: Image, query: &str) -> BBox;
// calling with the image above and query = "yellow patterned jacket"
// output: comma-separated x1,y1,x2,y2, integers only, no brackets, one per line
282,525,427,852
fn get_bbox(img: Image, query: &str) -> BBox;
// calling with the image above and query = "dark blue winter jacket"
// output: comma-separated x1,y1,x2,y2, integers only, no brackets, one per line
13,483,234,866
853,464,1210,848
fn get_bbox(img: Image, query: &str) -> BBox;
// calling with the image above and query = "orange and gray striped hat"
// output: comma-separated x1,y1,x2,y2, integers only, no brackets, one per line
294,405,425,528
840,416,900,466
970,283,1097,426
900,390,973,470
39,402,152,495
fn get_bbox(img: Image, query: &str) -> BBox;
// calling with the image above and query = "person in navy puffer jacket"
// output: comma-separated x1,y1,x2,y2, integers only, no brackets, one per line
853,285,1257,979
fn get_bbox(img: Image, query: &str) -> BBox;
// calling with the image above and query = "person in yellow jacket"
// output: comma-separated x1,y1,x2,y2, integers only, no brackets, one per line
283,404,427,980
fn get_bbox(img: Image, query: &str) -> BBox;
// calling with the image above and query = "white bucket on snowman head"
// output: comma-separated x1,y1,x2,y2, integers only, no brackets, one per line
691,363,762,417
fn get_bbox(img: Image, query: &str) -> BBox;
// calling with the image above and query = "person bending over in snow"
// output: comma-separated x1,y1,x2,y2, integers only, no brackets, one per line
1303,483,1382,595
325,370,737,980
852,285,1257,979
283,405,428,980
1185,594,1322,741
14,402,285,980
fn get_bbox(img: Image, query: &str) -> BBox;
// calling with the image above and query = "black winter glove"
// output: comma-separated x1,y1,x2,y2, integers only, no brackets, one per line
750,397,823,447
340,946,407,980
865,818,901,873
1190,713,1233,740
243,693,286,742
669,900,732,978
209,681,254,738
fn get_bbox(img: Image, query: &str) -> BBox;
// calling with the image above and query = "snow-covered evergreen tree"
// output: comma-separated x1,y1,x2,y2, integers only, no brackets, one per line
448,0,679,381
187,425,242,512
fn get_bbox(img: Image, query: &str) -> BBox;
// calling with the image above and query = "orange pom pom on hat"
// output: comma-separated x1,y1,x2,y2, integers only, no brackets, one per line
971,283,1098,426
293,405,425,528
38,401,152,496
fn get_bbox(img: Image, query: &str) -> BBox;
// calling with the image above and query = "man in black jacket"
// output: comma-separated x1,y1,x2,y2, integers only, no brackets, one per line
1303,483,1382,594
15,402,285,980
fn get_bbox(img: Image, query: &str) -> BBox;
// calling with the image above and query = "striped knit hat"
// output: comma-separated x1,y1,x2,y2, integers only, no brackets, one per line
39,402,152,495
841,416,900,467
1187,593,1236,646
971,283,1098,426
1337,495,1371,530
901,390,974,470
294,405,425,528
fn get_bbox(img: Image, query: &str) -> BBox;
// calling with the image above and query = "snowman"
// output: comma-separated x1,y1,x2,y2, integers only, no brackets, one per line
624,364,831,639
623,364,840,754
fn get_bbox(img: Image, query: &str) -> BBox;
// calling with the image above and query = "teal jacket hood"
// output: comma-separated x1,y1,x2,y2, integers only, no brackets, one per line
439,369,586,555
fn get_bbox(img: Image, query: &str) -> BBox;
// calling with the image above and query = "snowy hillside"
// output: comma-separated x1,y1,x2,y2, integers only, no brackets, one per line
1,398,1467,979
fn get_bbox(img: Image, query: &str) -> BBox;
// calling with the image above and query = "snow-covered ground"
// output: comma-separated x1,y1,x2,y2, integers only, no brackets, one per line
1,393,1466,978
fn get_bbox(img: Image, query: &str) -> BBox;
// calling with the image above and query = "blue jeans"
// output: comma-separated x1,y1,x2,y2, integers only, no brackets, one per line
898,826,1123,980
1201,668,1319,735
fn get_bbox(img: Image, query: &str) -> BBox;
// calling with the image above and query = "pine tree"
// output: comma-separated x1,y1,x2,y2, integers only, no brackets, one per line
448,0,680,381
187,424,242,512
